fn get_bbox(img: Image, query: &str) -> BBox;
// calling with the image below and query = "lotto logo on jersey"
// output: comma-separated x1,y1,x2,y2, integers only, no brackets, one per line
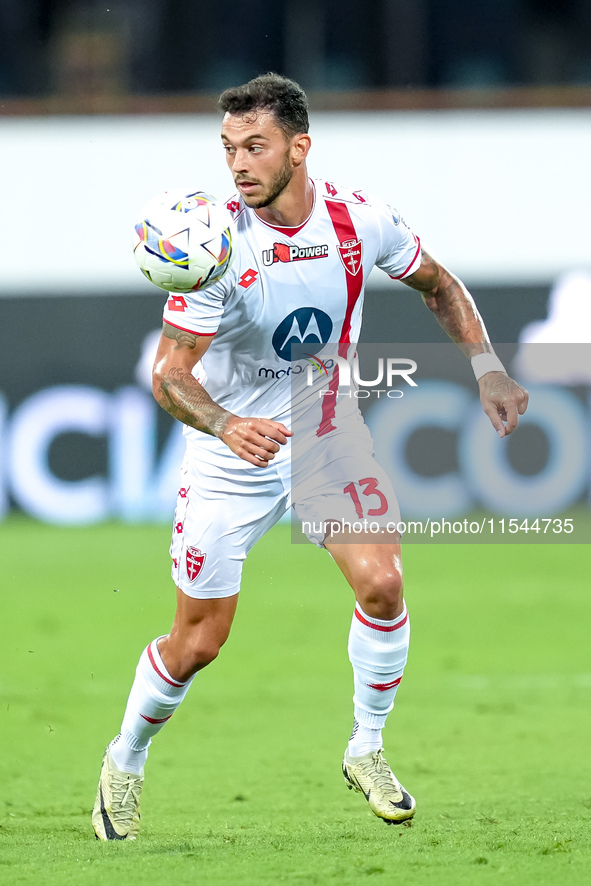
262,242,329,267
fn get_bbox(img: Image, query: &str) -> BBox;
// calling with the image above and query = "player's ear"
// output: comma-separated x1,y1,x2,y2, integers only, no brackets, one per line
290,133,311,168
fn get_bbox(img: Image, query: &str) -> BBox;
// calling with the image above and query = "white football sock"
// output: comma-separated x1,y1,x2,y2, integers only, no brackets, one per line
347,718,383,757
347,603,410,754
109,734,147,774
109,637,193,774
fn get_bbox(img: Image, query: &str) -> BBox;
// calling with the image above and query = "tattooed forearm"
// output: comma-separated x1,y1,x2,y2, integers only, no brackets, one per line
154,323,227,434
156,367,231,437
404,254,490,355
162,322,199,349
422,274,490,355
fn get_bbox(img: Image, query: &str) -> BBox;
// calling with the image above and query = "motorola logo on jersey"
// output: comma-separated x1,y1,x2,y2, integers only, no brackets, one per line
262,242,329,267
271,307,333,361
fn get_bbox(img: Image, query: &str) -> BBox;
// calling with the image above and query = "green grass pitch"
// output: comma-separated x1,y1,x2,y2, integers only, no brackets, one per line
1,517,590,885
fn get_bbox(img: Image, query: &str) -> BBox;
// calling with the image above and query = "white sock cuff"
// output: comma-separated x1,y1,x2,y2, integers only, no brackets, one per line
354,602,408,632
353,705,389,730
143,637,189,697
118,728,152,754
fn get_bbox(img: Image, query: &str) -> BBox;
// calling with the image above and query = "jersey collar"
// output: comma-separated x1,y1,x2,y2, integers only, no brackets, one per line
253,179,316,238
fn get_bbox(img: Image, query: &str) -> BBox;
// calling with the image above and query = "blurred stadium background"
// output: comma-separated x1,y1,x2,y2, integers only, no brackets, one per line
1,0,590,527
1,5,591,883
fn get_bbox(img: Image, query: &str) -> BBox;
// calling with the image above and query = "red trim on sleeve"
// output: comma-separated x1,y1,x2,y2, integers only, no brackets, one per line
140,713,173,724
354,608,408,633
389,236,422,280
164,319,216,337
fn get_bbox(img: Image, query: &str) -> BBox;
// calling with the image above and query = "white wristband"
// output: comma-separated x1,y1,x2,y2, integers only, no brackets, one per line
471,352,506,381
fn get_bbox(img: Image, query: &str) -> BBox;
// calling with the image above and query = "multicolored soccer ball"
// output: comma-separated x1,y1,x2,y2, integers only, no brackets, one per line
133,189,234,292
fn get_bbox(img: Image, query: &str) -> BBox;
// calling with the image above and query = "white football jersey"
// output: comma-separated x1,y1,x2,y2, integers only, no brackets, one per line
161,179,421,448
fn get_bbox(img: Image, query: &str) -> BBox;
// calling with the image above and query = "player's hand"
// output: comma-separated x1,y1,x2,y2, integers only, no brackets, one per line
478,371,529,437
221,415,293,466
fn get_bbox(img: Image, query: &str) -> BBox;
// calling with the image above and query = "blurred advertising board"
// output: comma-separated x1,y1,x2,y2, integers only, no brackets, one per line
1,297,589,539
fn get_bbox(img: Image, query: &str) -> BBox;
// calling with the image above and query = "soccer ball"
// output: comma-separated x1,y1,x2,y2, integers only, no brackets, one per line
133,189,234,292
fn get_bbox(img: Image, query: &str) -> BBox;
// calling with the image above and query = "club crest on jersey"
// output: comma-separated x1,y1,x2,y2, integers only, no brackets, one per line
338,238,363,276
262,242,329,267
186,546,206,582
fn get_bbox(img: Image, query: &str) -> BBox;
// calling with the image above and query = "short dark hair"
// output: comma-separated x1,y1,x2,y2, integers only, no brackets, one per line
218,73,309,137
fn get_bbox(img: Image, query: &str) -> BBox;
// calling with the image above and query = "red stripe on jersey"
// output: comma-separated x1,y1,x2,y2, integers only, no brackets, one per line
147,643,185,687
354,607,409,633
140,713,173,724
317,201,365,437
325,201,364,344
366,677,403,692
316,362,342,437
316,378,338,437
389,236,422,280
164,320,216,336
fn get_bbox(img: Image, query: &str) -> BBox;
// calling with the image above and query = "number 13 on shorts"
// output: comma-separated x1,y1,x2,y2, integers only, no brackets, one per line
344,477,388,519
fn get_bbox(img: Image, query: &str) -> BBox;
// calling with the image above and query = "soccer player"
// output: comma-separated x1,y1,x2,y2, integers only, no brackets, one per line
92,73,528,839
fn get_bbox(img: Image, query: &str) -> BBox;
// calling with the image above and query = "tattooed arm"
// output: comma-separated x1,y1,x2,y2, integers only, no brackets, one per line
402,251,529,437
152,322,291,466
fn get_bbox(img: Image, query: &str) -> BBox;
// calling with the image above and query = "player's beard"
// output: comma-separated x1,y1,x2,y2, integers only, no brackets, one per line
243,151,293,209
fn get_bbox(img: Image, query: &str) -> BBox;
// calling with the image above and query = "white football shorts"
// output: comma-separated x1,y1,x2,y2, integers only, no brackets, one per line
170,427,401,599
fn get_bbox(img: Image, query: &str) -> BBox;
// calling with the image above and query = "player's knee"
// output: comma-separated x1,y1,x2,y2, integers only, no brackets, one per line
354,565,403,618
185,637,222,671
